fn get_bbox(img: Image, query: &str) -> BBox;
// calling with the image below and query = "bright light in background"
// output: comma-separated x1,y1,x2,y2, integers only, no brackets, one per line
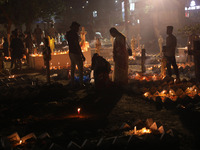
130,2,135,11
190,0,196,7
86,1,89,4
82,6,85,8
115,0,118,3
137,19,140,24
93,10,97,17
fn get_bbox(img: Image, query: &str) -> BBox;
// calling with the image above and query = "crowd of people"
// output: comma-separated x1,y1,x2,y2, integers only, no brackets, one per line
0,24,66,70
0,21,182,90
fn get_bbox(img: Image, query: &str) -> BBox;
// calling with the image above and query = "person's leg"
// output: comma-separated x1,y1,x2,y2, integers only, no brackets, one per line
19,59,22,70
69,53,75,86
166,57,172,77
76,56,83,86
171,56,179,79
10,58,14,69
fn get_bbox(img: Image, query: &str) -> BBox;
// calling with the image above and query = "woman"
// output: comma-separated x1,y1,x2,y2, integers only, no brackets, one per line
109,27,128,86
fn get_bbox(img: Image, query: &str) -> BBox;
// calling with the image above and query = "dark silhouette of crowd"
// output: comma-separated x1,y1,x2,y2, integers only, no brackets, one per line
0,24,67,71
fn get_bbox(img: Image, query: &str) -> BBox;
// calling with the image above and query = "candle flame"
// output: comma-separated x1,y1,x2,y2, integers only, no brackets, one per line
19,140,22,144
77,108,81,114
124,127,151,136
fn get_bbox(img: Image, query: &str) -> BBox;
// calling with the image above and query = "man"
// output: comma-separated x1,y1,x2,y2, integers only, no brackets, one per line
33,25,43,50
163,26,179,80
10,31,24,70
66,22,85,88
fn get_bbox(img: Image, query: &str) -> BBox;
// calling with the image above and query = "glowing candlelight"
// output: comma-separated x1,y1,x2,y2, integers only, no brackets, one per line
77,108,81,115
19,140,22,144
134,126,137,134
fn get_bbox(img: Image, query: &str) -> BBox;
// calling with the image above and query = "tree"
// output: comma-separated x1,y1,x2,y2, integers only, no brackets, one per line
0,0,65,33
178,24,200,37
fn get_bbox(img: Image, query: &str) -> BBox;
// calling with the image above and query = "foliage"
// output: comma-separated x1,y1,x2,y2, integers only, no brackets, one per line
0,0,65,27
178,24,200,37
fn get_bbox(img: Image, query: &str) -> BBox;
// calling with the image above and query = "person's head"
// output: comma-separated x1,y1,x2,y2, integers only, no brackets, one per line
92,53,99,62
12,30,18,38
93,53,99,58
109,27,119,37
70,21,80,32
167,26,173,35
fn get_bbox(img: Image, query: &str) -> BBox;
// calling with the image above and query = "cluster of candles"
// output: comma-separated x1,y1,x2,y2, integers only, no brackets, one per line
124,126,151,136
129,73,163,81
144,85,200,102
146,63,194,71
30,51,68,57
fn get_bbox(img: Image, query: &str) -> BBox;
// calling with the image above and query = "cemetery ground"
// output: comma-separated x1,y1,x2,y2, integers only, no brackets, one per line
0,62,200,150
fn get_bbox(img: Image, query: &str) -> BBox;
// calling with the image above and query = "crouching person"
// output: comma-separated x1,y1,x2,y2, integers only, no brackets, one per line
91,53,112,89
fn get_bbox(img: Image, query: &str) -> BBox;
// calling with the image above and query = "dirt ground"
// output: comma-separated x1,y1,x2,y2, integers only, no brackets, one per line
0,62,200,150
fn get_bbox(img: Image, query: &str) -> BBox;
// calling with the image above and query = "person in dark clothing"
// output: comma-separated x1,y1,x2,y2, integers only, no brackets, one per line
10,31,24,70
91,53,111,89
43,38,51,84
66,21,85,88
24,32,33,65
163,26,179,80
34,24,43,50
3,37,9,57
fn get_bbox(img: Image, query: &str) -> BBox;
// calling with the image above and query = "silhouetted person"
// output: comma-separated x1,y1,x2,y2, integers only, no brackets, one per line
110,27,128,87
163,26,179,80
43,38,51,84
34,24,43,50
24,32,33,65
3,37,9,57
10,31,24,70
66,21,85,88
48,24,57,38
187,30,199,63
91,53,111,89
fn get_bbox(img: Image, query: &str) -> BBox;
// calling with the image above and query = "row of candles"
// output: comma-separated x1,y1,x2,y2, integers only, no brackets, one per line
129,73,164,81
144,85,200,102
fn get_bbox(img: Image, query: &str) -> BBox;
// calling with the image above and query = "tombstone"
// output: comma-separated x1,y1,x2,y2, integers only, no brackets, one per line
131,36,136,57
158,35,164,56
141,48,146,73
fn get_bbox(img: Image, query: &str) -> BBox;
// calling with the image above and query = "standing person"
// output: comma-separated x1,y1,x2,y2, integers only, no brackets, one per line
48,24,57,39
66,21,85,88
47,24,57,52
34,24,43,51
187,30,199,63
43,38,51,84
10,31,24,70
3,37,9,57
109,27,128,87
24,31,33,65
163,26,179,80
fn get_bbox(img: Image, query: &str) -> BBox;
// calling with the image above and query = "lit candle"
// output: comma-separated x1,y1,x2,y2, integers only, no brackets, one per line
134,126,137,134
19,140,22,144
77,108,81,115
